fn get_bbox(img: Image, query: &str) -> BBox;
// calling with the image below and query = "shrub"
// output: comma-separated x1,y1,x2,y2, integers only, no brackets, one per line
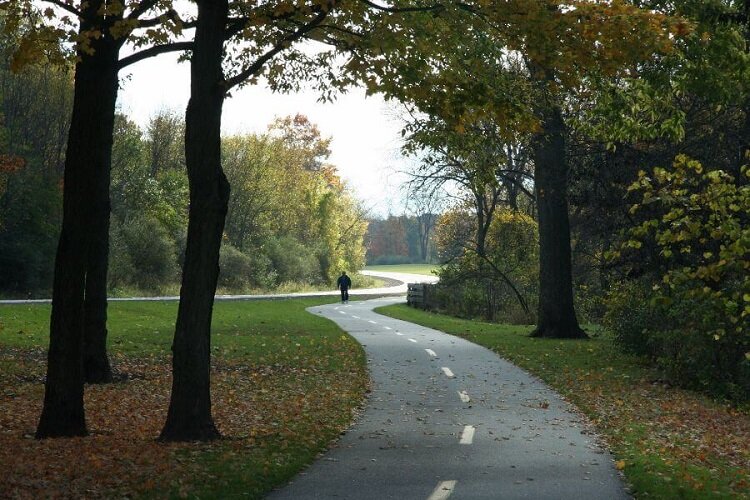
110,216,179,292
369,254,413,265
265,235,321,285
425,209,539,324
606,156,749,401
0,167,61,296
218,243,276,290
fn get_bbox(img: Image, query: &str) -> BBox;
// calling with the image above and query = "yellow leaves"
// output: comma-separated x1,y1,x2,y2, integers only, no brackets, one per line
615,459,626,470
10,37,47,72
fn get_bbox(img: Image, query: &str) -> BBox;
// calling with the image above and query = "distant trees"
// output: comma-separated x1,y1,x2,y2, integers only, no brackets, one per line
0,46,70,295
223,119,367,287
366,212,439,265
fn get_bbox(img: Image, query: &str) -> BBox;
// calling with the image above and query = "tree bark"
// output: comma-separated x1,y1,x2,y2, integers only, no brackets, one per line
529,102,586,339
160,0,229,442
37,4,121,437
83,185,113,384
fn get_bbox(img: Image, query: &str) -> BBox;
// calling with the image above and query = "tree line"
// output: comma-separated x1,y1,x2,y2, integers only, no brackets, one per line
0,61,367,298
366,213,439,265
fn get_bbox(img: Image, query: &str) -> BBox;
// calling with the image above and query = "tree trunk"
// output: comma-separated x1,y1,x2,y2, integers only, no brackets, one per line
160,0,229,442
529,103,586,339
83,31,119,384
37,7,121,437
84,195,113,383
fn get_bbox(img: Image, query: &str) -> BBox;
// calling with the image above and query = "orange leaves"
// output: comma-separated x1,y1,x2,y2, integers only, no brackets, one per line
0,154,26,173
1,338,368,498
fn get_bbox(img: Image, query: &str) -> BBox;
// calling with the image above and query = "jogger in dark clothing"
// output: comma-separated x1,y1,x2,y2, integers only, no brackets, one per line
337,271,352,303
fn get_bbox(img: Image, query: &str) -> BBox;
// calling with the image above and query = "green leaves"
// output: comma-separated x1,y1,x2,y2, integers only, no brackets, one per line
608,155,749,399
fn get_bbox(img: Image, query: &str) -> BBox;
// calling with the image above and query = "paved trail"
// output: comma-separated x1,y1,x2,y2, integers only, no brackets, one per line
267,297,628,500
0,270,435,304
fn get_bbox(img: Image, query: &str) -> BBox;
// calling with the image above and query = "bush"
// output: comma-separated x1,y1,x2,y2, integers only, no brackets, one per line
0,167,61,296
369,254,413,265
110,216,179,292
606,279,750,401
265,236,321,285
606,157,749,402
218,243,276,290
425,209,539,324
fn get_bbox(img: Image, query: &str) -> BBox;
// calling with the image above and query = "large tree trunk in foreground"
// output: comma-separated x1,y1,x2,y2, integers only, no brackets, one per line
529,102,586,339
83,194,113,384
160,0,229,442
37,6,121,437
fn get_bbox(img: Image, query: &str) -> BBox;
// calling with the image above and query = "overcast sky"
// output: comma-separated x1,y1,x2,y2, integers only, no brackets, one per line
116,52,413,217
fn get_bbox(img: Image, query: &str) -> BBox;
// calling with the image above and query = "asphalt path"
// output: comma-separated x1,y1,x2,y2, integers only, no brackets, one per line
0,270,437,304
267,297,629,500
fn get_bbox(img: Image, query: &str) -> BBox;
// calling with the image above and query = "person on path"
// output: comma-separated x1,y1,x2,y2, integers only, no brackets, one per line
336,271,352,303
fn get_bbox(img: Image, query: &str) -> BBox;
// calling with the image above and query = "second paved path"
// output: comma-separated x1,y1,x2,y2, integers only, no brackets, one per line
267,297,628,500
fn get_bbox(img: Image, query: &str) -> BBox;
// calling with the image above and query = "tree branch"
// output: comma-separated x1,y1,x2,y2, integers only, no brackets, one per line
224,10,328,91
118,41,193,69
42,0,82,18
360,0,444,14
126,0,159,20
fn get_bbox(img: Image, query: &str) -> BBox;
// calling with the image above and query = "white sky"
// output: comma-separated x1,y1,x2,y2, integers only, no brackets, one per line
116,53,412,217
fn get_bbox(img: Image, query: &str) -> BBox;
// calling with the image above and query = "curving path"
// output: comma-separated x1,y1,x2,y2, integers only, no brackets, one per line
0,270,436,304
267,297,629,500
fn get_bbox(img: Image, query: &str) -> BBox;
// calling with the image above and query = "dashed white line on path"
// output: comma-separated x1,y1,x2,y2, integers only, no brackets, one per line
351,315,360,319
441,367,455,378
383,326,392,330
425,348,437,357
459,425,475,445
396,332,404,336
458,390,470,403
338,311,346,315
408,338,418,343
368,320,377,324
427,480,457,500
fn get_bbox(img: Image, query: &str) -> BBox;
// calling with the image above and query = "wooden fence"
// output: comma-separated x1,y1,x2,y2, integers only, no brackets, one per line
406,283,437,310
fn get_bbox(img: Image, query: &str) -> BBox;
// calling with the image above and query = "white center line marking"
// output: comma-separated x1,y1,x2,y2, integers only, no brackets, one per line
425,348,437,357
459,425,475,445
351,315,360,319
338,311,346,315
441,367,455,378
383,326,392,330
427,480,457,500
458,391,471,403
395,332,404,336
368,320,377,324
408,338,418,343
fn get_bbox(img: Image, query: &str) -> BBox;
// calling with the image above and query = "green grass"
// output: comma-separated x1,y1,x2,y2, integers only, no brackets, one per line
0,298,368,499
364,263,440,275
375,304,750,499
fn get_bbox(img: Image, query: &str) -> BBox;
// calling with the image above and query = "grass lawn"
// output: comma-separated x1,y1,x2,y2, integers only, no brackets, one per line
364,263,439,276
0,298,368,498
376,304,750,499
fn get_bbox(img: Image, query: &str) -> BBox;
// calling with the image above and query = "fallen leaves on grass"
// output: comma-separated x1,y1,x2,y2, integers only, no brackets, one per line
0,339,368,499
528,351,750,497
